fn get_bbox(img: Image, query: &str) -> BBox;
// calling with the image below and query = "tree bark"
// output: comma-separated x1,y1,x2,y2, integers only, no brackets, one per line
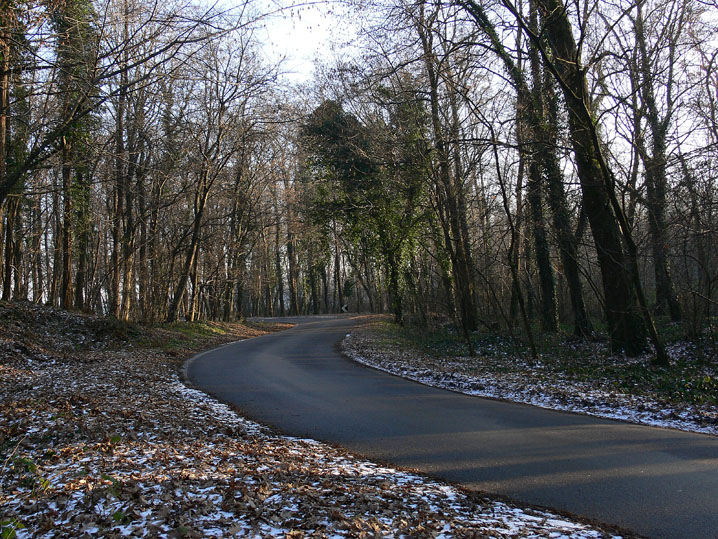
166,174,209,323
2,196,17,301
542,73,593,336
273,192,286,316
417,2,477,338
635,4,682,322
530,0,649,356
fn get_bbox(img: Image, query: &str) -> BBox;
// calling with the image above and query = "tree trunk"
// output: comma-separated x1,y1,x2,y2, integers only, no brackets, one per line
417,2,477,337
32,196,43,303
59,141,73,309
188,249,200,321
333,220,343,312
524,2,557,332
273,196,285,316
321,265,329,313
0,21,7,213
387,250,403,323
166,179,208,323
309,263,320,315
287,229,299,315
645,133,681,321
285,184,299,315
138,167,148,320
509,143,525,327
635,5,681,322
49,175,61,306
533,0,648,356
11,197,24,300
2,196,17,300
541,74,593,336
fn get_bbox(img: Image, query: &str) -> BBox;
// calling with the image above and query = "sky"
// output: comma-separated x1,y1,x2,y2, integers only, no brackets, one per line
254,0,360,83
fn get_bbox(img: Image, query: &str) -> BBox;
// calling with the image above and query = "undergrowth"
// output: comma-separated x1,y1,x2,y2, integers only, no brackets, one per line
375,318,718,406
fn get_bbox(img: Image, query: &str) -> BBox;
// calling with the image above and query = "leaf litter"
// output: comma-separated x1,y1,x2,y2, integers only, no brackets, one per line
1,303,623,538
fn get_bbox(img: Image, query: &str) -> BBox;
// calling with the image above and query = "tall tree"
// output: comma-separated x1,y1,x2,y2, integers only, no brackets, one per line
633,0,686,321
52,0,99,309
456,0,591,336
494,0,660,358
415,1,478,342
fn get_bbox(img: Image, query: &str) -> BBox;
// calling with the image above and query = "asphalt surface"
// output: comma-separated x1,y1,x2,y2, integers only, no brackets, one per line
186,315,718,538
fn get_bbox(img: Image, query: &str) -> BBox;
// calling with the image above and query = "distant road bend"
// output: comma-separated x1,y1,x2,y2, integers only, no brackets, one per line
186,315,718,539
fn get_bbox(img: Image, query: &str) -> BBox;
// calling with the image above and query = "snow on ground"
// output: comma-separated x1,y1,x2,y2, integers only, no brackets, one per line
0,309,624,538
342,322,718,437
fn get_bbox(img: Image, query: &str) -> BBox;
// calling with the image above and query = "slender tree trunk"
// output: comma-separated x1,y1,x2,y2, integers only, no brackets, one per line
74,219,87,310
309,263,319,315
166,179,208,323
49,176,61,306
388,250,403,323
32,196,43,302
417,3,477,339
284,181,299,315
635,6,681,322
2,196,17,300
138,168,148,320
110,11,129,318
645,133,681,321
110,135,124,316
321,265,329,313
0,21,9,294
120,104,142,320
188,249,200,321
0,21,7,214
287,229,299,315
510,146,525,326
59,140,73,309
333,220,343,312
273,195,285,316
11,198,24,300
74,170,92,311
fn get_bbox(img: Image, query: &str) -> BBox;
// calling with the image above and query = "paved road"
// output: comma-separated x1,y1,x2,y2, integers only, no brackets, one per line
186,316,718,538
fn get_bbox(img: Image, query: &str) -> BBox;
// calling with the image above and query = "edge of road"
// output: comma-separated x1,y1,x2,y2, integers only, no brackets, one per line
181,314,648,538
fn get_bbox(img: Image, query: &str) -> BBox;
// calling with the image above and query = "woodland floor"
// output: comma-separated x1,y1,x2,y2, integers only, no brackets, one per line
0,303,629,538
342,317,718,436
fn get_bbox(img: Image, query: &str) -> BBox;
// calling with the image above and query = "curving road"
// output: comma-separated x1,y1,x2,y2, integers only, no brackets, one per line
186,316,718,538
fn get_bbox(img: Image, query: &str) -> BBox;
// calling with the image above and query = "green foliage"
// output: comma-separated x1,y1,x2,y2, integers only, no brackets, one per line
112,510,130,524
13,456,51,496
0,519,25,539
299,93,431,320
609,365,718,406
102,473,122,498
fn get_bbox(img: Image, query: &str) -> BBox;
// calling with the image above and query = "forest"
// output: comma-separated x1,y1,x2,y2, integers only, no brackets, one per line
0,0,716,364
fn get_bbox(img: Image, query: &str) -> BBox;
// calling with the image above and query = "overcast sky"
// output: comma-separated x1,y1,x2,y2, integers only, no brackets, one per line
255,0,359,83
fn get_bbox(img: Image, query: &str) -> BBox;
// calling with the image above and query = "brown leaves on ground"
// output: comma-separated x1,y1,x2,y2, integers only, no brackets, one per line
1,303,616,538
